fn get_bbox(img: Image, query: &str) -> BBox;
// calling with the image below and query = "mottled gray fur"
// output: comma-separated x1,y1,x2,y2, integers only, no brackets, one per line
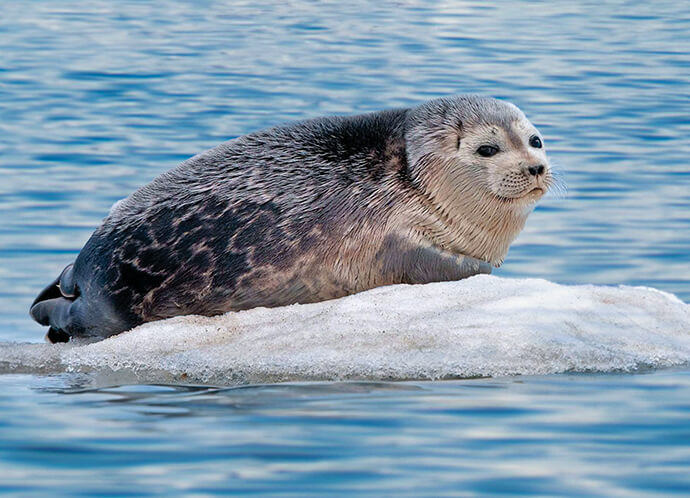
30,95,550,342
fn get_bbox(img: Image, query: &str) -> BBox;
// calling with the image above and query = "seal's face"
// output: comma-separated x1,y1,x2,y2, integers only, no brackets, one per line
404,96,554,266
457,114,552,207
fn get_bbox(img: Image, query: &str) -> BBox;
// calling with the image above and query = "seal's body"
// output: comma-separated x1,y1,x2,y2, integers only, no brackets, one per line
31,96,552,342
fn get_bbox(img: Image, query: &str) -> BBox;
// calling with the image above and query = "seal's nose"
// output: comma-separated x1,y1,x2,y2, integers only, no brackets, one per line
527,164,545,176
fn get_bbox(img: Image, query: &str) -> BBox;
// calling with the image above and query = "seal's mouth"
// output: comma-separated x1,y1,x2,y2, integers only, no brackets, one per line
522,186,546,201
493,187,545,203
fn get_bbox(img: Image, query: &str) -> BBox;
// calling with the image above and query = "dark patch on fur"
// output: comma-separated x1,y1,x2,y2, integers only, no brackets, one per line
397,161,419,190
210,251,249,290
110,286,135,315
118,262,168,296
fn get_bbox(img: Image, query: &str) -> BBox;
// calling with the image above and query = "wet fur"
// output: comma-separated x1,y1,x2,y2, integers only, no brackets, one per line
30,95,549,341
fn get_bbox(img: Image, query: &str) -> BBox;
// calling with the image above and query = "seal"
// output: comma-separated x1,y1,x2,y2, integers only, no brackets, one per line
30,95,553,342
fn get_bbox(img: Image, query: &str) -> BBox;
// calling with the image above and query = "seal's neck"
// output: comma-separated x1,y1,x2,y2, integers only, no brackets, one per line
399,166,530,267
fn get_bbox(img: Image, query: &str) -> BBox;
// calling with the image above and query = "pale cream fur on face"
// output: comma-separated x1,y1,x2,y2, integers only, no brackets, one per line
404,107,551,267
462,116,551,202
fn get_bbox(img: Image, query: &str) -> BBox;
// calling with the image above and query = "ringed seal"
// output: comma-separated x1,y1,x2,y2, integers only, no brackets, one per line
30,95,553,342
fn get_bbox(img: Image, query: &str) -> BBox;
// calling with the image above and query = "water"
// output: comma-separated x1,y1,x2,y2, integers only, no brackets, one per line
0,0,689,495
2,371,690,496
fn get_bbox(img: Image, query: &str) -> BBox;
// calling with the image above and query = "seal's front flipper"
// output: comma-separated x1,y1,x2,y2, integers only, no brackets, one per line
378,234,492,285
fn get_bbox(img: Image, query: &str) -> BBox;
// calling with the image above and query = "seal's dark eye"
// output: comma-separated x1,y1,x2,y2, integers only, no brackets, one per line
476,145,499,157
529,135,542,148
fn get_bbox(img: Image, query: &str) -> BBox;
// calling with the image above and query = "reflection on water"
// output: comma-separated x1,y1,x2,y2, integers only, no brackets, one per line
0,0,688,494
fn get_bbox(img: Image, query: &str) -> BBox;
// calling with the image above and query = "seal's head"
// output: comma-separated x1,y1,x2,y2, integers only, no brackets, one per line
404,95,553,266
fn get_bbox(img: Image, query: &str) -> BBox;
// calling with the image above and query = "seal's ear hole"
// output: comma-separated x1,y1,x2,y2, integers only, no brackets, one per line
456,136,461,149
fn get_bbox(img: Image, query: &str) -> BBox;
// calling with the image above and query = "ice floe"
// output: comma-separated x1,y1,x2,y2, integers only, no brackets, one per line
1,276,689,385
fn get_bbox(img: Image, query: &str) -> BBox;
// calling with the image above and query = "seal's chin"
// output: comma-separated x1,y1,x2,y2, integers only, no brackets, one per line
518,187,546,205
491,186,546,204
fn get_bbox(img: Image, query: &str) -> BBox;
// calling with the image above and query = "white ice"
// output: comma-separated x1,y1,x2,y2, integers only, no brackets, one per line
2,276,689,385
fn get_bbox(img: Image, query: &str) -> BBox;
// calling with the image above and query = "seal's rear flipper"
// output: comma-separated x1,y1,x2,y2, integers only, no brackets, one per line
46,327,70,344
31,275,62,308
30,296,72,328
30,263,79,342
31,296,83,343
31,264,77,307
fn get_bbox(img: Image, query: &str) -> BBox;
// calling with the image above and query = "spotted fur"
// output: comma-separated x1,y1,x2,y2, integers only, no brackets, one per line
30,95,551,342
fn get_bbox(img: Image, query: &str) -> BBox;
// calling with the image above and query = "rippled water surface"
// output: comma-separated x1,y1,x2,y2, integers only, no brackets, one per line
0,0,689,495
2,371,690,496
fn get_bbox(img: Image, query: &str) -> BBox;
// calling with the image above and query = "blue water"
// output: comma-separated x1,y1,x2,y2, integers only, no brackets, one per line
2,371,690,496
0,0,689,495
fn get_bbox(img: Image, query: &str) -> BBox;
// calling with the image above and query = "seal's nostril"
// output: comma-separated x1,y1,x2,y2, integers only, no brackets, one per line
528,165,545,176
